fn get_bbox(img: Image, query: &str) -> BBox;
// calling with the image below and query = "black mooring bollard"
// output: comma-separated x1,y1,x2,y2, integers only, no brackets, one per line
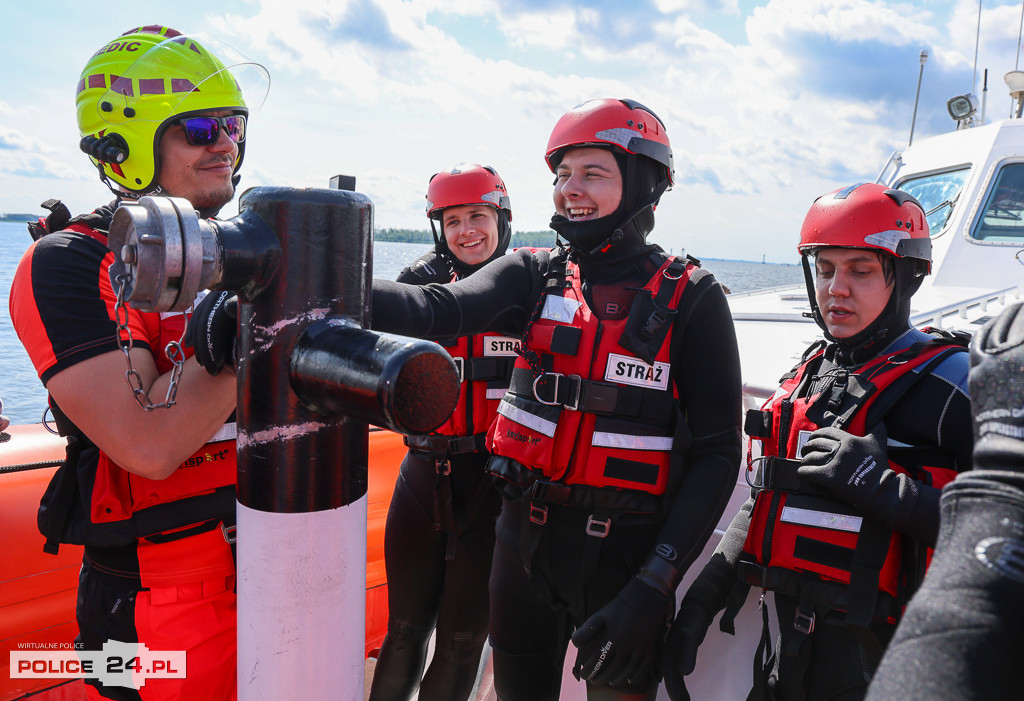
107,186,459,700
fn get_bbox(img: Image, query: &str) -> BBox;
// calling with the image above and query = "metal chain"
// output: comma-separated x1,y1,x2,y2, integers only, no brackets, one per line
113,271,185,411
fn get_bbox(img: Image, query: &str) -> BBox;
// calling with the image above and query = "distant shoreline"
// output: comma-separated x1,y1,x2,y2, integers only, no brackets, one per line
0,218,797,266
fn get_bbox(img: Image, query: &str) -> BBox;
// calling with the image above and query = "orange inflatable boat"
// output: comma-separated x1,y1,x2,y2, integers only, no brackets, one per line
0,423,405,701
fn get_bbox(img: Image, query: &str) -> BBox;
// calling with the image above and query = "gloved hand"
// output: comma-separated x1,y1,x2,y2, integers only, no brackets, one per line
0,394,9,433
571,576,674,689
661,599,714,700
797,424,896,515
185,291,238,376
970,301,1024,472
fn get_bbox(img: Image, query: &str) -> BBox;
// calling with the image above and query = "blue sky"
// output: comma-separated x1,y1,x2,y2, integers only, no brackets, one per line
1,0,1020,262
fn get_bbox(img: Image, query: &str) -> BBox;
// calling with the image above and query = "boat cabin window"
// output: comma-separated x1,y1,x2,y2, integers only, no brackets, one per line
895,167,969,237
971,163,1024,242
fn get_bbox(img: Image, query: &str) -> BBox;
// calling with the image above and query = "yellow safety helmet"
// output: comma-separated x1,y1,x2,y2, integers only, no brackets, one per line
75,25,269,196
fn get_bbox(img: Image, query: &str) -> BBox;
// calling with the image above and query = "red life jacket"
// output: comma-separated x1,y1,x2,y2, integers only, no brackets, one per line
33,217,236,553
418,333,518,441
738,333,967,625
487,254,694,497
404,265,518,456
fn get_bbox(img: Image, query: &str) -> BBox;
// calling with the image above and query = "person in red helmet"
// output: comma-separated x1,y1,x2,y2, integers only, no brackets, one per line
372,98,742,700
369,163,513,701
9,26,268,700
663,183,973,701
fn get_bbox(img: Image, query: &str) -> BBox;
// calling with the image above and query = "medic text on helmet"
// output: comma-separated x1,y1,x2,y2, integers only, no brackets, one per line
92,41,144,57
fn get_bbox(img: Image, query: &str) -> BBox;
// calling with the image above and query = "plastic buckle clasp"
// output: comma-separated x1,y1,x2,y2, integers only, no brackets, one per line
585,515,611,538
532,373,563,406
437,458,452,476
793,607,815,635
452,357,465,383
221,522,237,545
529,502,548,525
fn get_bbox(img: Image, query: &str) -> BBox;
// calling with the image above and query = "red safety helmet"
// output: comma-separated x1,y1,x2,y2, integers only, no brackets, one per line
545,98,674,187
798,183,932,273
426,163,512,221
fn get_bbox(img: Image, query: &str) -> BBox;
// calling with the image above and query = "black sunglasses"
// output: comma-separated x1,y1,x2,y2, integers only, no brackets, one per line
175,115,246,146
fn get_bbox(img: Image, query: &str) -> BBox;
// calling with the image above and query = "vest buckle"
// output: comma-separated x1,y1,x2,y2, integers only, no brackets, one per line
793,607,815,635
585,514,611,538
529,502,548,525
746,456,768,490
532,372,563,406
531,372,583,410
564,375,582,411
221,522,237,545
662,262,685,280
452,357,465,383
436,457,452,476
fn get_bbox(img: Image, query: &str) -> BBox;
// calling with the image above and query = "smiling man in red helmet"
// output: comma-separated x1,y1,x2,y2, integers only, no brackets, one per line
372,99,742,699
9,26,268,700
664,184,973,701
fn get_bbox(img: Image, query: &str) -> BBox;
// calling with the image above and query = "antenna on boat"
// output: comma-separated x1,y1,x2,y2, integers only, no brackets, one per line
947,0,983,128
1010,0,1024,119
909,49,928,146
981,69,988,123
1017,0,1024,71
972,0,982,96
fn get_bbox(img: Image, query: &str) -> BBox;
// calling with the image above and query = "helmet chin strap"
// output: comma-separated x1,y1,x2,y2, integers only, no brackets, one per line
584,182,665,257
555,178,668,259
802,253,920,365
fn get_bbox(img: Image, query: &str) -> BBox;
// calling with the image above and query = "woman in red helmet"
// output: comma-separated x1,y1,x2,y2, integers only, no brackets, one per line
372,99,743,700
663,184,973,701
369,164,513,701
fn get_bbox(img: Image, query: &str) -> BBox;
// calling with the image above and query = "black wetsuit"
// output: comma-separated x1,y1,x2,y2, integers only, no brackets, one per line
866,304,1024,701
369,251,502,701
372,245,743,699
678,328,972,701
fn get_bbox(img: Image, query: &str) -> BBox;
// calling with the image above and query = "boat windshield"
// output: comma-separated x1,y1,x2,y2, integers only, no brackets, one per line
971,162,1024,242
895,167,970,237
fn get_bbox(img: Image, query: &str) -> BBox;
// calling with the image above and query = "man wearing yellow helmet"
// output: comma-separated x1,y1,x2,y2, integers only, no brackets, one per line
9,25,269,700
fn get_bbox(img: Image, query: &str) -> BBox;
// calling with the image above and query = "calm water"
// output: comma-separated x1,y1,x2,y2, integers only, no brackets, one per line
0,221,802,425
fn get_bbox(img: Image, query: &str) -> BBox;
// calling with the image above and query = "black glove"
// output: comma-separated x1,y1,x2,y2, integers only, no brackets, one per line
571,576,674,689
970,301,1024,472
185,291,238,376
797,424,909,518
661,599,712,700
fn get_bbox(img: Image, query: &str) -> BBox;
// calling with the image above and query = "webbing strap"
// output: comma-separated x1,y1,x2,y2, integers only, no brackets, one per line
745,596,774,701
843,517,891,629
433,463,458,560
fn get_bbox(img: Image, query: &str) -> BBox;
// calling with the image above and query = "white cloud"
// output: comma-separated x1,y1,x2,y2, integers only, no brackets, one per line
5,0,1024,263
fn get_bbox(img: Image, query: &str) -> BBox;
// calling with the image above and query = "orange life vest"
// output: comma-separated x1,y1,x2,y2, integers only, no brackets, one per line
34,222,236,553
